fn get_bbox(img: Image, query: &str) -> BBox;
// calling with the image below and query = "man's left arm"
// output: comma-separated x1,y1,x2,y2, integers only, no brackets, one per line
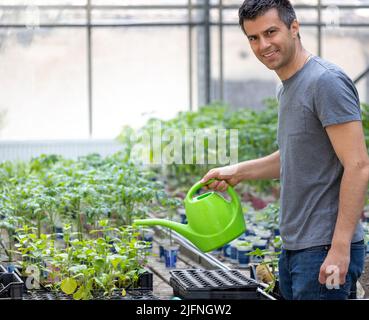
319,120,369,285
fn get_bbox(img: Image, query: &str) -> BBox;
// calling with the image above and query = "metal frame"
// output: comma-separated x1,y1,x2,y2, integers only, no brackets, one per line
1,2,369,136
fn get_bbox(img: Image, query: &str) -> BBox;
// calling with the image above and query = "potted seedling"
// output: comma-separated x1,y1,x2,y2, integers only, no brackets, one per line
58,223,151,299
248,247,281,298
271,236,282,253
14,221,152,300
13,225,54,290
158,197,181,269
0,214,24,272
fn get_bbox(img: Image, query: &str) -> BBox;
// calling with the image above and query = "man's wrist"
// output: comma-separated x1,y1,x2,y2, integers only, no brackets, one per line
232,162,245,182
331,239,351,252
237,160,255,181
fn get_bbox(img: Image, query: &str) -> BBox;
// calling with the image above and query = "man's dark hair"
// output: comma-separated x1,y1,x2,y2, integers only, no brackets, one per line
238,0,300,38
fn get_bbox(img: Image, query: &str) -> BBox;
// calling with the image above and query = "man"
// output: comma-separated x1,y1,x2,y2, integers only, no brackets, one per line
200,0,369,300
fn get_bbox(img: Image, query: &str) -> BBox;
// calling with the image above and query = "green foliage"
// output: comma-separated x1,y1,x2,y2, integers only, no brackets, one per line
361,103,369,148
0,152,179,254
14,222,149,300
252,203,279,229
117,99,280,194
248,247,280,294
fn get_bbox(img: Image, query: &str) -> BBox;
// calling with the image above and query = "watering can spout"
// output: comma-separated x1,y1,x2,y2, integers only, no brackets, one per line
133,218,194,239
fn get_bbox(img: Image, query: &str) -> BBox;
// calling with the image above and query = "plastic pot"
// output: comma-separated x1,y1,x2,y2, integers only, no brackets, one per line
158,238,171,262
222,242,231,260
177,208,187,224
230,240,239,264
253,239,268,251
142,229,155,253
236,244,253,268
244,225,256,237
164,244,180,269
252,239,268,263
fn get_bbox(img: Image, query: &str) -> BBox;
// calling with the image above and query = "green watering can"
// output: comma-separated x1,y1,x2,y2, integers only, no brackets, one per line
133,180,246,252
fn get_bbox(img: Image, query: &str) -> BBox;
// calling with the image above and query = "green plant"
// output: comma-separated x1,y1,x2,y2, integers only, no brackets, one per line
360,103,369,148
0,153,176,241
117,99,280,195
13,225,53,285
155,192,182,245
248,248,281,294
236,240,252,247
13,221,151,300
252,203,279,230
0,213,24,262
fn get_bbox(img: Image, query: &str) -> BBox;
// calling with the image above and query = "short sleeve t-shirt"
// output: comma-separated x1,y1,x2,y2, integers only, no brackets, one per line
277,55,364,250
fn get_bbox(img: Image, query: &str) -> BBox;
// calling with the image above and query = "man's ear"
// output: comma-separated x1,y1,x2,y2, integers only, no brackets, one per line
290,19,300,38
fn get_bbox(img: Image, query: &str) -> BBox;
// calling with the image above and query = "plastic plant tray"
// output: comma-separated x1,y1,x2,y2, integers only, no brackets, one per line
0,264,7,273
23,289,159,300
130,270,153,291
0,266,24,300
21,269,155,300
169,269,261,300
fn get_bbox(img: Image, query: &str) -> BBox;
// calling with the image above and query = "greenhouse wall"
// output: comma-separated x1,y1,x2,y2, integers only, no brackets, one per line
0,139,121,161
0,0,369,140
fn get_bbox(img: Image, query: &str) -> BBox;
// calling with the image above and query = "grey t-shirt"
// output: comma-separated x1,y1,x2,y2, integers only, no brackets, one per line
277,55,364,250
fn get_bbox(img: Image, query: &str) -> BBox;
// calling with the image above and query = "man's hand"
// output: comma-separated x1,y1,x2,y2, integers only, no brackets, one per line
318,246,350,286
200,164,241,192
200,150,281,192
318,120,369,287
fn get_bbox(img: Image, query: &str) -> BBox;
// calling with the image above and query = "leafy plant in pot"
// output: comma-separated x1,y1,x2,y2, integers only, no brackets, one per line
0,214,24,271
57,222,151,299
13,225,63,289
248,247,281,298
13,221,151,299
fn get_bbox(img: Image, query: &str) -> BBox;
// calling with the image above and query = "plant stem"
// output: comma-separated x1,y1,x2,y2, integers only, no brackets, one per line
0,239,11,261
37,213,41,239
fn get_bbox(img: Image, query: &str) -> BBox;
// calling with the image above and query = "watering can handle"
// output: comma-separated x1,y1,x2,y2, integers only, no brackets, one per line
185,179,240,205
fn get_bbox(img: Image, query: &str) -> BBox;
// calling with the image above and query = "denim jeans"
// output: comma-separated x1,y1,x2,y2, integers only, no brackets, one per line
278,240,366,300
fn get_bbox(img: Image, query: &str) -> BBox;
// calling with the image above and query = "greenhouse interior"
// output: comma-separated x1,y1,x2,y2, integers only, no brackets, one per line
1,0,369,305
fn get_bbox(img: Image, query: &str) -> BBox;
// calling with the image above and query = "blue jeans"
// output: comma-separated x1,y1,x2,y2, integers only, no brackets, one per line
278,240,366,300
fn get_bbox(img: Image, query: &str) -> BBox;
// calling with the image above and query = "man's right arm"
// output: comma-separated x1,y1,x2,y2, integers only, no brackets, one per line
201,150,280,192
238,150,280,181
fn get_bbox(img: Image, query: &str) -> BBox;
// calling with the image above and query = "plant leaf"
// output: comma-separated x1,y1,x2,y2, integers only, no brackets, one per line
60,277,78,295
73,285,84,300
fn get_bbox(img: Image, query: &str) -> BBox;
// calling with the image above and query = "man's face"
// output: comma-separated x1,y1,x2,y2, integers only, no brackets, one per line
243,8,299,71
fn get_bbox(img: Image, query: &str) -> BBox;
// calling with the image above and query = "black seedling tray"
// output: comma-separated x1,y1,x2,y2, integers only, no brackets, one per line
129,270,153,291
0,264,7,273
0,265,24,300
169,269,261,300
23,289,159,300
21,269,155,300
14,266,153,295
